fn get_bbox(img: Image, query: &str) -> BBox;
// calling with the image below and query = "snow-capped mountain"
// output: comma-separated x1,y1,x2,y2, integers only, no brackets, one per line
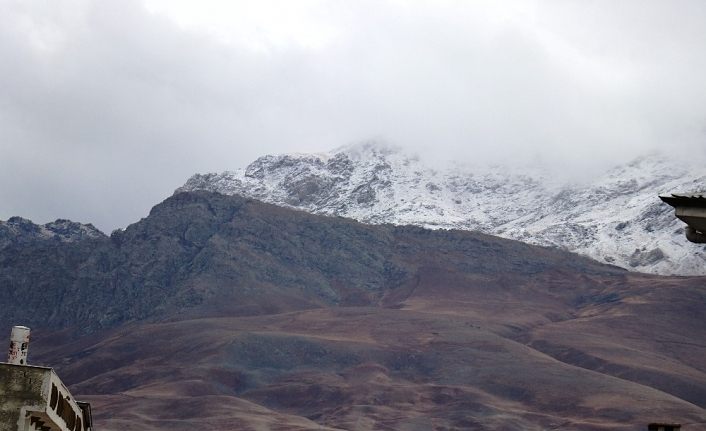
177,142,706,275
0,217,105,249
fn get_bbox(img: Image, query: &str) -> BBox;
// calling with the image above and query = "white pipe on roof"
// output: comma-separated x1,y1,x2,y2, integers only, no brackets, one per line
8,325,30,365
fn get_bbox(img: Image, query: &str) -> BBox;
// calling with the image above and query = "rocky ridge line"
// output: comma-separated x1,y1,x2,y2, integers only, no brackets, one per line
178,142,706,275
0,217,105,250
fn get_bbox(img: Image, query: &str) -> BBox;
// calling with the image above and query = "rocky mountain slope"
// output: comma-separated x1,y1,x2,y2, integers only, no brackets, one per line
178,143,706,275
3,191,702,430
0,191,623,332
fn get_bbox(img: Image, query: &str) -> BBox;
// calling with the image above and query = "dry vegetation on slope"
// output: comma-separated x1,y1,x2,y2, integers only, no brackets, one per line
2,192,704,430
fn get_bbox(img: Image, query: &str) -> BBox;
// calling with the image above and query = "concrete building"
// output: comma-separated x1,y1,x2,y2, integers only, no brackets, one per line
1,326,92,431
0,364,93,431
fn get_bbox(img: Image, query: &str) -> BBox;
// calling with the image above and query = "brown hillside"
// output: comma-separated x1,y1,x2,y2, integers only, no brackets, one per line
2,191,704,429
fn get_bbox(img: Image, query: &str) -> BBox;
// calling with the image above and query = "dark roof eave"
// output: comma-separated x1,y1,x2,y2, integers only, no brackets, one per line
659,194,706,209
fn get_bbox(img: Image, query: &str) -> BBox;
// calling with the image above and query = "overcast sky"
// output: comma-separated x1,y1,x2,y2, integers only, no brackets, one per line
1,0,705,232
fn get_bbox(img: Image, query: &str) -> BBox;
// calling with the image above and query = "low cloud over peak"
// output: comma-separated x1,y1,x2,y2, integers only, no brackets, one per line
1,0,705,231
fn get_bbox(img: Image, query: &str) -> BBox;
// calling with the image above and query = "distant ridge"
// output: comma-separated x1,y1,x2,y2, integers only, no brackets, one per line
178,142,706,275
0,216,105,249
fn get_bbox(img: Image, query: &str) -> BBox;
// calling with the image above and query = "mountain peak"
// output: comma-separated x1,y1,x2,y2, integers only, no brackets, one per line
333,140,405,159
177,147,706,275
0,216,105,249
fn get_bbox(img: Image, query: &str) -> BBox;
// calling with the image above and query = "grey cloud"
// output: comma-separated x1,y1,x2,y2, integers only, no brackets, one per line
1,0,705,231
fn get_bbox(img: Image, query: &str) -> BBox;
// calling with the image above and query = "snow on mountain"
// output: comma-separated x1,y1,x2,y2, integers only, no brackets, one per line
177,142,706,275
0,217,105,249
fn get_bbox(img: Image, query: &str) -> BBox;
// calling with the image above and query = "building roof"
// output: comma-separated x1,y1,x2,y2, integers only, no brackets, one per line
660,193,706,208
0,361,53,371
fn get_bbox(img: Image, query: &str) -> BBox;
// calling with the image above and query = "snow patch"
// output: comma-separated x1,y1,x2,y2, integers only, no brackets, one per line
177,142,706,276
